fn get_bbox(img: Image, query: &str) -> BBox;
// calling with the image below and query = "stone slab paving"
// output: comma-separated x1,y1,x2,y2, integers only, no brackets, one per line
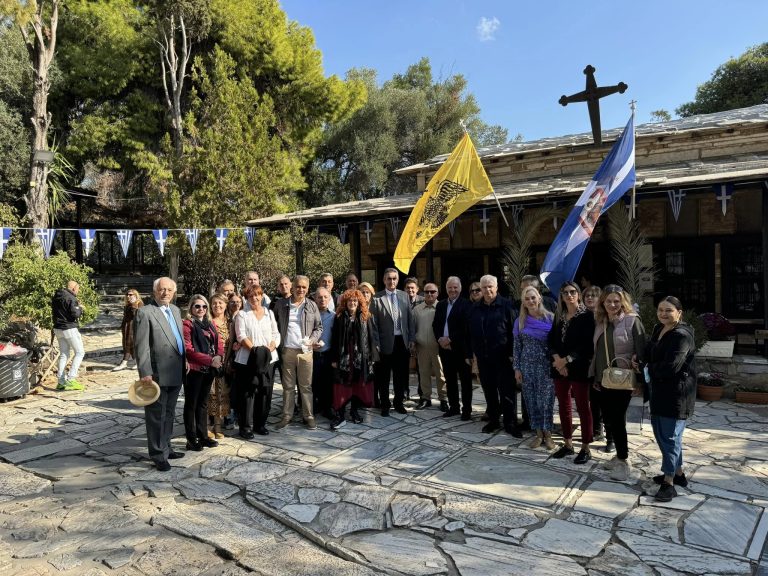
1,326,767,574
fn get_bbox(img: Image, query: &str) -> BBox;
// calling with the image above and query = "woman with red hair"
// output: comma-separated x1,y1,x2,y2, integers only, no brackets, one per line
329,289,379,430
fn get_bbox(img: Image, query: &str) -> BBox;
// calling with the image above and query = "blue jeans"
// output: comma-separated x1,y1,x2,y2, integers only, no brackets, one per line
651,415,686,475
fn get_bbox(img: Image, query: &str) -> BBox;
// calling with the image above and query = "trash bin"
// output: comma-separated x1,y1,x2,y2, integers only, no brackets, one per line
0,351,32,400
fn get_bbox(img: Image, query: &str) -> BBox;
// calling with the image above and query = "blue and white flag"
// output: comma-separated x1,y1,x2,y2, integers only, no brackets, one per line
244,227,255,251
215,228,229,253
34,228,56,258
0,228,11,260
153,229,168,256
117,229,133,258
185,228,200,254
713,183,734,216
78,229,97,257
541,114,636,292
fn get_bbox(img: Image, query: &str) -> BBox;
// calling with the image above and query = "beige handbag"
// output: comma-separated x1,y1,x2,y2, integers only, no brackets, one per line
601,324,636,391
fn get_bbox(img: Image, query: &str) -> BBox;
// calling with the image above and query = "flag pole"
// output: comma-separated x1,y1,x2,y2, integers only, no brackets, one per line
629,100,637,220
460,119,510,227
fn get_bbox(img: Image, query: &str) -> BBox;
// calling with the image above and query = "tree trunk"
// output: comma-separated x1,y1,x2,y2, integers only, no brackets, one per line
20,0,59,229
158,13,190,157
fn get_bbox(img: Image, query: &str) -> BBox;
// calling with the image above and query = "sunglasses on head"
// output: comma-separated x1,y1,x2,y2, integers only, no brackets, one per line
603,284,624,294
193,304,208,310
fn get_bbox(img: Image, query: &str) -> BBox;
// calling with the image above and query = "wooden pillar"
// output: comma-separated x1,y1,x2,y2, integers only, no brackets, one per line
426,239,434,283
295,239,304,276
75,197,83,264
763,185,768,330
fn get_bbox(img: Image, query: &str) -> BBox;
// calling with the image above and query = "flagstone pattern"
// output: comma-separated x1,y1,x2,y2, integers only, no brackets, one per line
0,328,767,574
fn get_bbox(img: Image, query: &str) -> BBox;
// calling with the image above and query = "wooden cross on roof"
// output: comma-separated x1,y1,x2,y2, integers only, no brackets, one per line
559,65,628,145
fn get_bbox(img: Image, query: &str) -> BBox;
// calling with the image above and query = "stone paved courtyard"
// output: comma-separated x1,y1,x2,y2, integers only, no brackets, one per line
1,323,768,575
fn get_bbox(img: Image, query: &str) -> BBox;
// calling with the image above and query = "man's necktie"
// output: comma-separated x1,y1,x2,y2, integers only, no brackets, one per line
164,307,184,355
391,292,401,332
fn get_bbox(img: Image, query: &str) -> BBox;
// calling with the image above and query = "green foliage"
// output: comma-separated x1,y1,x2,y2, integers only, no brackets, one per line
0,242,100,329
605,203,657,299
0,202,20,227
649,109,672,122
501,206,562,291
0,100,29,205
307,58,508,206
676,43,768,117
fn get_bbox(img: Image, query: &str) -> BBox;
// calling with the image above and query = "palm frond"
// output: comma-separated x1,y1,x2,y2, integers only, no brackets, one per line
606,203,657,298
501,205,563,290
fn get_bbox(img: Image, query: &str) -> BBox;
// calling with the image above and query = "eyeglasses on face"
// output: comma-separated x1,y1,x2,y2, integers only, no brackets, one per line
193,304,208,310
470,288,481,293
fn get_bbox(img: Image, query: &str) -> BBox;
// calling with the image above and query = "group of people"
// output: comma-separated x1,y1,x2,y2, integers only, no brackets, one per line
57,267,696,502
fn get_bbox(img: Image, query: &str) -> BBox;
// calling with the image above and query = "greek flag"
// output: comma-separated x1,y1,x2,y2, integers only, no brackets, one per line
0,228,10,259
34,228,57,258
541,114,636,292
244,227,255,251
117,229,133,258
78,229,97,257
153,229,168,256
185,228,200,254
215,228,229,253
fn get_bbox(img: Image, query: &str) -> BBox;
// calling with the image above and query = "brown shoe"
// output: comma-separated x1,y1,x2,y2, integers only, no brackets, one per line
275,415,292,429
543,431,556,451
305,417,317,430
529,431,543,449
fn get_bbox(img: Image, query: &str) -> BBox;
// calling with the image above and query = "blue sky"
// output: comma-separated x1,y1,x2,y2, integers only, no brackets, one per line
281,0,768,142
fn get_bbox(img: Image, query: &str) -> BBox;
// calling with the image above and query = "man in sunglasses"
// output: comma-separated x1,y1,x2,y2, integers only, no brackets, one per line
133,277,186,471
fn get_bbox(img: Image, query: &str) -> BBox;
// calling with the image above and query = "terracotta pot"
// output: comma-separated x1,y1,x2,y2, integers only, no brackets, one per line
697,383,724,401
735,391,768,405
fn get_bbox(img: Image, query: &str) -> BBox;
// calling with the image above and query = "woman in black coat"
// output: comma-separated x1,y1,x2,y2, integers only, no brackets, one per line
547,281,596,464
645,296,697,502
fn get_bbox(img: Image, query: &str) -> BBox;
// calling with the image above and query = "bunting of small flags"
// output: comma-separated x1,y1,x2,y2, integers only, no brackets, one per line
363,221,373,245
668,189,685,222
34,228,56,258
390,217,401,240
552,202,558,230
117,229,132,258
713,183,734,216
185,229,200,254
215,228,229,253
338,224,348,244
0,228,10,260
448,220,457,238
480,209,490,236
152,229,168,256
78,229,97,257
244,227,255,251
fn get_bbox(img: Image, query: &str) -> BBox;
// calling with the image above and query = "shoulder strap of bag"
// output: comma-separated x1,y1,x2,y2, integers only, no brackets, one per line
603,321,612,365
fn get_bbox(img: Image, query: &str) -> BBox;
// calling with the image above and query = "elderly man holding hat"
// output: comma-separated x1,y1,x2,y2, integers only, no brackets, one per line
133,277,186,471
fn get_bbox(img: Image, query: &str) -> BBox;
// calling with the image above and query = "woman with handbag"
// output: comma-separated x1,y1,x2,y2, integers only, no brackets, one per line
591,285,646,481
645,296,697,502
182,295,224,451
207,293,230,439
329,289,378,430
547,281,596,463
513,286,555,449
234,285,279,438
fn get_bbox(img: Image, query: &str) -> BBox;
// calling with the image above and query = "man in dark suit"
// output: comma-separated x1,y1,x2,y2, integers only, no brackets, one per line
133,277,186,471
433,276,473,420
370,268,414,416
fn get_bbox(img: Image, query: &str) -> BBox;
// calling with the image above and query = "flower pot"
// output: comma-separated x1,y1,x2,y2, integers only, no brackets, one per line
697,340,735,358
735,391,768,405
697,383,724,401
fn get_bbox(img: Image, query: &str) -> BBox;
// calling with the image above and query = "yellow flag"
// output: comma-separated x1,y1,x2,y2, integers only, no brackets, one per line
394,133,494,272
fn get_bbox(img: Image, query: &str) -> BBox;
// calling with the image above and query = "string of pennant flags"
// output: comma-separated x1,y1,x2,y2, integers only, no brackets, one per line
0,183,745,261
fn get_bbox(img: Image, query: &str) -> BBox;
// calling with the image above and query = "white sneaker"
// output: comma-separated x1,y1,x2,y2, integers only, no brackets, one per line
610,460,630,481
602,455,619,470
112,360,129,372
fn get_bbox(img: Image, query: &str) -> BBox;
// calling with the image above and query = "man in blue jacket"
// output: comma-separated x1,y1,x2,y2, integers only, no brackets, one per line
467,274,521,437
51,280,85,391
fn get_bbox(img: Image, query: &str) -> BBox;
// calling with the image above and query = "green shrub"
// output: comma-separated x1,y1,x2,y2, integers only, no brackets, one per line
0,243,100,329
639,302,708,351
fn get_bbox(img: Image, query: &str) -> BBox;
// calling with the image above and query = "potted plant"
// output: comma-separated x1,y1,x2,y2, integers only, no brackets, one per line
697,313,737,358
697,372,725,401
734,386,768,405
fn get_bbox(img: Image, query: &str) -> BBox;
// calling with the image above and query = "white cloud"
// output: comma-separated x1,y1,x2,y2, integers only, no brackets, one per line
476,16,500,42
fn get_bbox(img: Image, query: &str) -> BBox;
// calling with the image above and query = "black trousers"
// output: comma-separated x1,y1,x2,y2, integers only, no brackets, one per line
312,351,333,414
476,352,517,430
600,388,632,459
236,363,274,432
439,348,473,413
183,370,214,443
375,335,409,409
145,384,181,463
591,385,613,441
